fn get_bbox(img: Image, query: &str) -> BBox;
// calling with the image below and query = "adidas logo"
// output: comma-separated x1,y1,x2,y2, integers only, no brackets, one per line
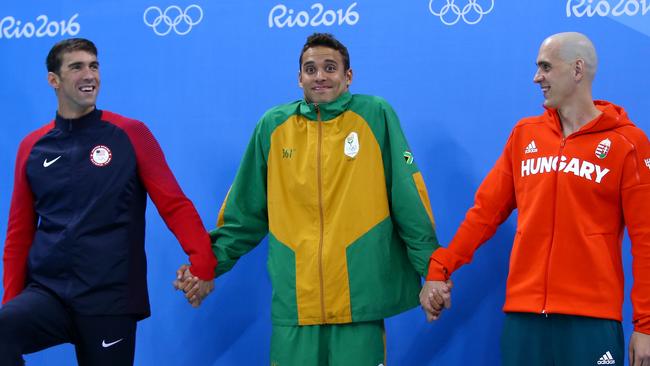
524,140,538,154
596,351,615,364
645,158,650,170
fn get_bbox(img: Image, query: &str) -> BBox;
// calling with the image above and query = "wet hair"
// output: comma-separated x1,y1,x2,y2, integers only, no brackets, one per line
46,38,98,74
299,33,350,71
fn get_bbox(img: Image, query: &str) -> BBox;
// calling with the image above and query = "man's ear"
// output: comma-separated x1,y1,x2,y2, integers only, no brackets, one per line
574,59,585,81
47,71,60,90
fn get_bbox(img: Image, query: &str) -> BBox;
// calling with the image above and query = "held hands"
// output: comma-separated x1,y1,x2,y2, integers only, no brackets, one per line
172,264,214,307
419,279,453,322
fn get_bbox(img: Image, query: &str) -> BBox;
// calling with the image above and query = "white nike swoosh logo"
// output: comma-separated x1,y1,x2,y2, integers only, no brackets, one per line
43,156,62,167
102,338,124,348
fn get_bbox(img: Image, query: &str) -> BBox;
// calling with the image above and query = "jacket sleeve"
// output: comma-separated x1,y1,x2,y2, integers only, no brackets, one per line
3,136,38,304
620,130,650,334
381,101,439,277
210,120,269,276
124,121,216,280
426,132,517,281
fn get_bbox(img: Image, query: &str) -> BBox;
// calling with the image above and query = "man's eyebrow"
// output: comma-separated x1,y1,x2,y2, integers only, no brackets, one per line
302,59,339,65
65,60,100,68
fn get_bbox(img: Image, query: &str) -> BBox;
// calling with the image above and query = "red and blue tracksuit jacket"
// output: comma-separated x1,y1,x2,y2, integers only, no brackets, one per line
2,109,216,319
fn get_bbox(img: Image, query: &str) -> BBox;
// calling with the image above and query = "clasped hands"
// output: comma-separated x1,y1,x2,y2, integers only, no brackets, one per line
419,280,453,321
172,264,452,315
172,264,214,307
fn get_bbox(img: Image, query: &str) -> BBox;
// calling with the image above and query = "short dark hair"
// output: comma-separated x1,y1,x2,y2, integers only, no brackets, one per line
299,33,350,71
46,38,98,74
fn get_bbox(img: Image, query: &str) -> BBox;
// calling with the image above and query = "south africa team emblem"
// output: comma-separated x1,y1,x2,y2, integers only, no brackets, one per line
403,151,414,165
344,132,360,158
595,139,611,159
90,145,112,166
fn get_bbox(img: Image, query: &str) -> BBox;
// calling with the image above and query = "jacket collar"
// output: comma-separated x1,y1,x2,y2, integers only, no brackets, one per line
55,108,102,131
543,100,631,136
298,92,352,121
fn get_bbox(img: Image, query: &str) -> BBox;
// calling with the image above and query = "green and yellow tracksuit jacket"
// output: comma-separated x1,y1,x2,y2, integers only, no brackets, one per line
211,92,439,326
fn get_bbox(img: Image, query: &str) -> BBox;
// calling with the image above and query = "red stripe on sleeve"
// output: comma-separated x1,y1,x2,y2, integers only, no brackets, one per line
103,111,216,280
3,123,54,304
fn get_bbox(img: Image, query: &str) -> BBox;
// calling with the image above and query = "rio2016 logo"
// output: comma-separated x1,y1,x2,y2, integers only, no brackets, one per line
566,0,650,17
268,2,359,28
0,13,80,39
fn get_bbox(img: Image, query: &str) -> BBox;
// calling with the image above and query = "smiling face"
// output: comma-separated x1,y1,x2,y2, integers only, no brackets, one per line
48,50,100,118
298,46,352,104
533,40,577,109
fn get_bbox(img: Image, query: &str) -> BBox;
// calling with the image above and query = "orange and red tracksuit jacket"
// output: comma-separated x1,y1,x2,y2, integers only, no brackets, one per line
427,101,650,333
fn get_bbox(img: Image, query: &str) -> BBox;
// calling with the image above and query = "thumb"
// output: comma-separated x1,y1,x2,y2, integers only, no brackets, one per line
446,279,454,290
176,264,189,280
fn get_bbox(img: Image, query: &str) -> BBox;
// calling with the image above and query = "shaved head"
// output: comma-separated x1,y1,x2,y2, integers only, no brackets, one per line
533,32,602,129
541,32,598,80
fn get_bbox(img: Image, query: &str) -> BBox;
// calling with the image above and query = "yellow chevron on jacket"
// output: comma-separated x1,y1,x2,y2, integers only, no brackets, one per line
413,172,435,226
267,110,389,325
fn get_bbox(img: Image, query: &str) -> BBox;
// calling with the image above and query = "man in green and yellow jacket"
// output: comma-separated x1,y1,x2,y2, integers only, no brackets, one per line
178,32,445,366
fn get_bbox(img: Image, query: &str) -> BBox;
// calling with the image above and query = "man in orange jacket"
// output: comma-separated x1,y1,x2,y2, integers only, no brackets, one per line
420,32,650,365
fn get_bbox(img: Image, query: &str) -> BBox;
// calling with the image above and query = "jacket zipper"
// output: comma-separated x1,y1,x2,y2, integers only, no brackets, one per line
542,136,566,315
65,123,76,298
315,104,326,323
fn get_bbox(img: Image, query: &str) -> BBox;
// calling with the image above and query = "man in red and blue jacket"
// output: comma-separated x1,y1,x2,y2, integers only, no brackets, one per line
0,38,216,366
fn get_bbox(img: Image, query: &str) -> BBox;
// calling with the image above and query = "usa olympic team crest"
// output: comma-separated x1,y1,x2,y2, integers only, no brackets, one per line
90,145,112,166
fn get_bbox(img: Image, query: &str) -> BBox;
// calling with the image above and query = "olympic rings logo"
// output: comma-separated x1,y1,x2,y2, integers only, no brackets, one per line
428,0,494,25
143,5,203,36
